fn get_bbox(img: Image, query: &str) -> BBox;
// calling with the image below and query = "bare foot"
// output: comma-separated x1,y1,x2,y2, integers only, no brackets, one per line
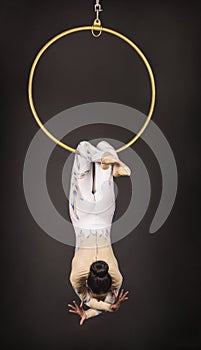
112,163,131,177
101,151,131,177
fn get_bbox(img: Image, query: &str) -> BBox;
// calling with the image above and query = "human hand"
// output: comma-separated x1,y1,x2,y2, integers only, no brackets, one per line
110,289,129,312
68,300,86,325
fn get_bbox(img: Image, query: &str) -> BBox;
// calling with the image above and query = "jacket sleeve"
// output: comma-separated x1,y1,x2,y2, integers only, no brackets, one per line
87,297,113,311
84,296,114,319
109,263,123,291
84,289,119,319
85,308,102,319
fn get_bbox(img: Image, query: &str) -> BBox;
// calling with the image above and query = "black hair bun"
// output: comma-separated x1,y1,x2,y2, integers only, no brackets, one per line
90,260,109,278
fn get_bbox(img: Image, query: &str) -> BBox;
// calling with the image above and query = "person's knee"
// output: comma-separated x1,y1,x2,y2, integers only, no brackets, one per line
77,140,89,148
96,140,114,150
76,141,91,156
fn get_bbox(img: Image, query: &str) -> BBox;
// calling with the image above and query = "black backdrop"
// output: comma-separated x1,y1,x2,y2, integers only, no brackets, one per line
1,1,201,349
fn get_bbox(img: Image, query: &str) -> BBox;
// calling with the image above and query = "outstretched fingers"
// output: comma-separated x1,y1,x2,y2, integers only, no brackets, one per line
120,288,124,298
68,300,79,312
113,289,117,299
113,289,129,303
68,303,74,308
120,291,129,301
69,309,77,314
68,303,77,313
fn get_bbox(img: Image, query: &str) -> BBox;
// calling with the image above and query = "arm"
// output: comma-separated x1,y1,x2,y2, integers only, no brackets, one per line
84,308,103,319
71,290,114,320
68,289,129,324
70,271,111,320
68,293,109,322
86,297,113,311
84,295,115,320
70,278,115,321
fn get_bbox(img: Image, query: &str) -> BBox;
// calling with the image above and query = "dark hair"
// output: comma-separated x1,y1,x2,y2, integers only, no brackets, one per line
87,260,112,294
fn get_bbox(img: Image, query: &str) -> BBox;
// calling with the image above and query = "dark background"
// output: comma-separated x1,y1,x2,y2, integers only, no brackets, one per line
1,1,201,349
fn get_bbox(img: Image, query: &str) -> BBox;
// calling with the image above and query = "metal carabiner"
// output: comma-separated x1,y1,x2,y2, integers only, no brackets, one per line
94,2,103,21
91,1,103,37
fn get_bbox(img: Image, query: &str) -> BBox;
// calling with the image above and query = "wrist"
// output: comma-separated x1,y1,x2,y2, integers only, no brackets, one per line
109,304,115,312
110,303,119,312
84,310,89,319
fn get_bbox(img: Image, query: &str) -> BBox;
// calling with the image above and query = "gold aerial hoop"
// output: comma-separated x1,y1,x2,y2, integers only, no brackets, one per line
28,23,156,154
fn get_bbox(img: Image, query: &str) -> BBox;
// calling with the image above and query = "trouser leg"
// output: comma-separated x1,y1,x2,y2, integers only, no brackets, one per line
69,140,117,249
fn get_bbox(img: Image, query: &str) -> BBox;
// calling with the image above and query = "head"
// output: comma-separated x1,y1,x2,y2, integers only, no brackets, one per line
87,260,112,301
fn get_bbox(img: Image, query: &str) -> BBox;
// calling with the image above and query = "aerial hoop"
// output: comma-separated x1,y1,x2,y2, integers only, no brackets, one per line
28,25,156,153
